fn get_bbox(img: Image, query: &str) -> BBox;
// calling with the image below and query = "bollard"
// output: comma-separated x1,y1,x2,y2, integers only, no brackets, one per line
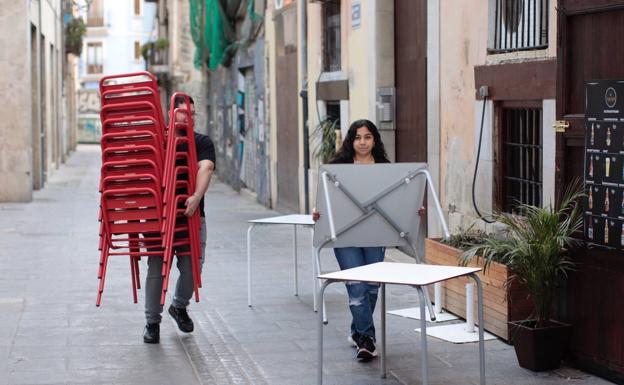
465,282,475,333
434,282,442,314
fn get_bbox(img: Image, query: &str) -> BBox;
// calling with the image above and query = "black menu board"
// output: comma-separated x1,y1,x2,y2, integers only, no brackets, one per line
584,80,624,249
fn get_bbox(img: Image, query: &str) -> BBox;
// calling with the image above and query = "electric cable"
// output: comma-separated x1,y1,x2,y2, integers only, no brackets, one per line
472,95,496,223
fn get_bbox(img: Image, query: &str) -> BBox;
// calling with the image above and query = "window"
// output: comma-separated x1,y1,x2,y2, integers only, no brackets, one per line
497,104,543,213
134,0,141,16
489,0,548,53
86,42,103,74
134,41,141,60
322,0,341,72
87,0,104,27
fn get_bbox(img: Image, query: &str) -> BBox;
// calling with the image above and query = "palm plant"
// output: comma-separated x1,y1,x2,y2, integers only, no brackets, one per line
460,181,584,327
311,117,339,164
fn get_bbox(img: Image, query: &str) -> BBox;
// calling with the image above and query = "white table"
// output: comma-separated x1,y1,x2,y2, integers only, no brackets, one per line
317,262,485,385
247,214,315,307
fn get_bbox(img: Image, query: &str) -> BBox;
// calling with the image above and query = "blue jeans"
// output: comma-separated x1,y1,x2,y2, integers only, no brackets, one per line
145,218,206,324
334,247,385,340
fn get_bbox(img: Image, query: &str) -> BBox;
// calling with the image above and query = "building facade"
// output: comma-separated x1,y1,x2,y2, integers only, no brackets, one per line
76,0,156,143
0,0,78,202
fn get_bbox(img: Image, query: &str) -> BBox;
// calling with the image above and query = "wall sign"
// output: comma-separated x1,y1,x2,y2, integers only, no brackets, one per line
584,80,624,249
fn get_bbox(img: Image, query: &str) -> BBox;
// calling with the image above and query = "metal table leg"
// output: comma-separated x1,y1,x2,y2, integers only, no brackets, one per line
317,279,333,385
381,283,387,378
416,286,429,385
313,247,321,312
246,224,255,307
293,225,298,296
470,273,486,385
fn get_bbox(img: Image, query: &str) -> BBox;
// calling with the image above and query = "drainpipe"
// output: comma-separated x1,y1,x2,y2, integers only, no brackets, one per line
298,0,309,213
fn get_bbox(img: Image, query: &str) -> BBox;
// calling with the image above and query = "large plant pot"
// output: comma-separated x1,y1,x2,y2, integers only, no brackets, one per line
509,320,572,371
425,238,534,342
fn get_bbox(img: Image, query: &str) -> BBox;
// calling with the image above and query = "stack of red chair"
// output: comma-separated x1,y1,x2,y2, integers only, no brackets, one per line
96,72,201,306
159,93,202,304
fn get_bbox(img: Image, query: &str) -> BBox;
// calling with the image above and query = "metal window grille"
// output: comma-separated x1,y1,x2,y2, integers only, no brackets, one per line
323,0,341,72
501,107,542,213
490,0,548,53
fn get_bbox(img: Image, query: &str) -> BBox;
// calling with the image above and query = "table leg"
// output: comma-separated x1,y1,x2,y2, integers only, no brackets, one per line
416,286,429,385
317,279,332,385
247,224,255,307
381,283,387,378
470,273,486,385
313,246,321,312
310,228,316,309
293,225,298,296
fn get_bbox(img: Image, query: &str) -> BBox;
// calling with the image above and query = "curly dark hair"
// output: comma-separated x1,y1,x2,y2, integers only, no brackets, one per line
330,119,389,164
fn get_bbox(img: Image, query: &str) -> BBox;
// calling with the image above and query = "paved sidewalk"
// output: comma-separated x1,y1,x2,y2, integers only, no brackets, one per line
0,145,613,385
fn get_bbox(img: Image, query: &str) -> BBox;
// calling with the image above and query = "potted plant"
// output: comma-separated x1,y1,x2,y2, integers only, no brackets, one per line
461,182,583,371
311,117,340,164
426,227,533,341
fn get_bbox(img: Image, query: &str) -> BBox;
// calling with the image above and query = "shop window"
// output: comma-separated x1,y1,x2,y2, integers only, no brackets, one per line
497,103,543,213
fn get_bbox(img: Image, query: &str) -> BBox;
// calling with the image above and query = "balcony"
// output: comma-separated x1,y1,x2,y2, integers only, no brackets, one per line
489,0,549,53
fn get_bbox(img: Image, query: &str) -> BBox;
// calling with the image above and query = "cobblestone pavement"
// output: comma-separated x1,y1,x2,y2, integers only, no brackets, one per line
0,145,613,385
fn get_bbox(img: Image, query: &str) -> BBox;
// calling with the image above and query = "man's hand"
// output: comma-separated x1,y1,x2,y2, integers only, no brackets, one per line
184,194,201,217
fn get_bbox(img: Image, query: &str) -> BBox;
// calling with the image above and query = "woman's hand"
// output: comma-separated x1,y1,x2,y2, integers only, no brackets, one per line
418,206,426,216
312,207,320,222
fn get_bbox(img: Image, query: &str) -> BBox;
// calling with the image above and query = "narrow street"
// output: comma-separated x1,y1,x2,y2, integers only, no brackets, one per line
0,146,611,385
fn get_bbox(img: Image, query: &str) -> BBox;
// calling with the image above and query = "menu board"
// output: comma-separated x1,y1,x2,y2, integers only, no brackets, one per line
584,80,624,249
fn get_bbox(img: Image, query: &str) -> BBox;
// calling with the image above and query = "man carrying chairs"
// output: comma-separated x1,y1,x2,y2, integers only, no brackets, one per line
143,95,216,343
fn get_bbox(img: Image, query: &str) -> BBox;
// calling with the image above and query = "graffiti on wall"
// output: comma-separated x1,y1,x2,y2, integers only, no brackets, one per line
77,89,101,143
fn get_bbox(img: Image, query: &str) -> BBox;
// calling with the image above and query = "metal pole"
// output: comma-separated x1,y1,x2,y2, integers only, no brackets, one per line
380,283,387,378
321,171,337,240
317,280,331,385
421,169,450,239
293,225,298,296
247,224,255,307
416,286,429,385
470,274,486,385
434,282,442,314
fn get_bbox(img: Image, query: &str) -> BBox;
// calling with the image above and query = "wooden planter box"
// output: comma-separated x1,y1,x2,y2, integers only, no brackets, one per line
425,238,534,342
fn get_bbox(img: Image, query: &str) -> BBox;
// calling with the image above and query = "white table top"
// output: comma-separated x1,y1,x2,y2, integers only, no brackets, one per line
248,214,315,225
318,262,481,286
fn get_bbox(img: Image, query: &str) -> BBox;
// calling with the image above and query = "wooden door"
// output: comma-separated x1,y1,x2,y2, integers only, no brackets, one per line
394,0,427,163
275,5,300,212
557,1,624,381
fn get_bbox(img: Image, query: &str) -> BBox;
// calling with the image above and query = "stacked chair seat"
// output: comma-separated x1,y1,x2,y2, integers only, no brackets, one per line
96,72,202,307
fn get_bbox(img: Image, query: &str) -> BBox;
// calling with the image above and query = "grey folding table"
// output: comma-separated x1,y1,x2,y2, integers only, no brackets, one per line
247,214,315,307
317,262,485,385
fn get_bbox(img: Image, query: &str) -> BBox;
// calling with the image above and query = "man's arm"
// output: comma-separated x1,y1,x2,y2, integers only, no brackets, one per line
184,159,215,217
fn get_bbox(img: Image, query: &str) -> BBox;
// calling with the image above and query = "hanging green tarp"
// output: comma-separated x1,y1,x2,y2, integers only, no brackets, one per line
189,0,264,70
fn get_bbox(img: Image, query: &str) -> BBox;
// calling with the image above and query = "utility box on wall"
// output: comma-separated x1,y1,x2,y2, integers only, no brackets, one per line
377,87,395,130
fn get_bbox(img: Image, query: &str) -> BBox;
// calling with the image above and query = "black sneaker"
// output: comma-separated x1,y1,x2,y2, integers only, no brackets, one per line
348,333,359,348
168,305,194,333
143,323,160,344
356,335,378,361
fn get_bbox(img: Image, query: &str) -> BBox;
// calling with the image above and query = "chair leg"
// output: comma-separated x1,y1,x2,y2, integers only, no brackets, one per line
130,256,138,304
96,248,110,306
